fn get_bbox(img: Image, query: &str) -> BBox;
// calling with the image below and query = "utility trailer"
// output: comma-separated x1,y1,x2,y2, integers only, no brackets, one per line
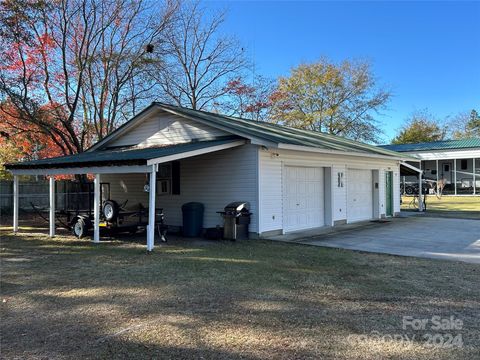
31,181,167,241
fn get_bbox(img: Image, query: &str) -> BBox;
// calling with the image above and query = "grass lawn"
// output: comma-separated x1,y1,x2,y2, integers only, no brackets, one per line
401,195,480,212
1,230,479,359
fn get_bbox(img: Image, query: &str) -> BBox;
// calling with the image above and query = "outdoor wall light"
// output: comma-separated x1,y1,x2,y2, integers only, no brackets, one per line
337,172,344,187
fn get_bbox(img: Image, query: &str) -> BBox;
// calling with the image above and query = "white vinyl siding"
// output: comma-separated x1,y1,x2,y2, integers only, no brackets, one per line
108,112,228,148
102,144,258,232
102,145,400,236
101,173,149,208
258,147,400,234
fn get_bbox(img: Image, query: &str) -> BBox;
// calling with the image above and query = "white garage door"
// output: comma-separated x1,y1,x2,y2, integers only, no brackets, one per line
347,169,373,223
284,166,324,232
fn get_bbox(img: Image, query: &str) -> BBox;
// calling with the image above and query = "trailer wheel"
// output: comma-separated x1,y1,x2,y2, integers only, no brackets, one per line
405,186,414,195
103,200,119,221
72,218,87,238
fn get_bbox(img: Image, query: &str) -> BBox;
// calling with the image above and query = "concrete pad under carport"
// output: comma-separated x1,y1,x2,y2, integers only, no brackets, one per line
270,217,480,264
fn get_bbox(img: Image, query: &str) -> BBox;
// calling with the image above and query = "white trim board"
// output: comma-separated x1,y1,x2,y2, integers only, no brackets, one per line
277,143,415,162
9,165,150,176
406,149,480,160
146,140,246,165
10,141,247,176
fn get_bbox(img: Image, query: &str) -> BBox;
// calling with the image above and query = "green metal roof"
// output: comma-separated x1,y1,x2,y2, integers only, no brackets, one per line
8,103,412,171
6,137,240,169
140,103,409,159
379,138,480,152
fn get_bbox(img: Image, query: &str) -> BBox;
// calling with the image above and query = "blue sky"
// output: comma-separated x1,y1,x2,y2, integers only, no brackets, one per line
204,1,480,143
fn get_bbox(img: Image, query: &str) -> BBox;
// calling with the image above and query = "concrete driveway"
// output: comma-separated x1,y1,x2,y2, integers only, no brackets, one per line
298,217,480,264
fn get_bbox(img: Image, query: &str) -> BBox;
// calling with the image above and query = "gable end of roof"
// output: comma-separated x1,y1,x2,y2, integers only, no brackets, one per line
87,102,410,160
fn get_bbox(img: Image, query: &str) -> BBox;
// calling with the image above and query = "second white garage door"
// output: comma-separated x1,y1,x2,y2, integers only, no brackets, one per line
284,166,324,232
347,169,373,223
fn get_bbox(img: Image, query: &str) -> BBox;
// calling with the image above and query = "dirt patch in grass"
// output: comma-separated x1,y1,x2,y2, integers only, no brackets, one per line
1,230,479,359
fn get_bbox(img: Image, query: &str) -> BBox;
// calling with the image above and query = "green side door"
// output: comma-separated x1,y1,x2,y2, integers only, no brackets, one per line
386,171,393,216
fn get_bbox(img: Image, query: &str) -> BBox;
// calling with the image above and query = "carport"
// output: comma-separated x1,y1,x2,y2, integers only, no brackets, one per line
6,138,245,251
400,161,424,211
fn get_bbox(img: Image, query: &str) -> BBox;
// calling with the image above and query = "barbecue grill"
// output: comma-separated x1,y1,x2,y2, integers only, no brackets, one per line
217,202,252,240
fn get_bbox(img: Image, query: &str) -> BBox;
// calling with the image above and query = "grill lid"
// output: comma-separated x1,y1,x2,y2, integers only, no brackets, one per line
224,201,250,212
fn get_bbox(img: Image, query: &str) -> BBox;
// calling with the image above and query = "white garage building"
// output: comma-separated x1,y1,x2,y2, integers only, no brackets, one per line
7,103,412,250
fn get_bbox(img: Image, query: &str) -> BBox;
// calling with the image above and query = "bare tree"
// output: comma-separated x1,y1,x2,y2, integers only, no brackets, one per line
79,0,177,140
447,109,480,139
0,0,176,154
154,1,247,110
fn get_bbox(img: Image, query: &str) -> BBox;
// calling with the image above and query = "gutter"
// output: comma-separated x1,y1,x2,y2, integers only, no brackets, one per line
277,143,419,162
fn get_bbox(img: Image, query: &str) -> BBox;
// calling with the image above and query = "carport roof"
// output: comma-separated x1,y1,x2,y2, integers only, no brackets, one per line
400,162,421,176
6,137,241,170
379,138,480,152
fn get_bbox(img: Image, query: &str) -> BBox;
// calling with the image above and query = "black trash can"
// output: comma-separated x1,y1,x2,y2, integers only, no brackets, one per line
182,202,204,237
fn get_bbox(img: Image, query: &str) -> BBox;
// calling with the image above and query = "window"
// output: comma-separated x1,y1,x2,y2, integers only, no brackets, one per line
158,164,171,178
461,159,468,170
443,164,450,172
158,179,170,195
157,164,171,195
431,170,437,175
156,161,180,195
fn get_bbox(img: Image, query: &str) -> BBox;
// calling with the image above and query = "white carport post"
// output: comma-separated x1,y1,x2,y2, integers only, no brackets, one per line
49,176,55,237
93,174,101,243
474,158,477,195
13,175,19,233
454,159,457,195
403,161,424,212
418,171,424,212
147,165,156,252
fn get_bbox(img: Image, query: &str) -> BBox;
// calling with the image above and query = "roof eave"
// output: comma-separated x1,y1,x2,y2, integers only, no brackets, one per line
9,164,151,176
277,143,418,162
6,158,147,170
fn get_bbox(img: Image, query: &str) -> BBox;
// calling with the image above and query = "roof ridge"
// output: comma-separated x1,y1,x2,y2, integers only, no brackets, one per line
155,102,407,158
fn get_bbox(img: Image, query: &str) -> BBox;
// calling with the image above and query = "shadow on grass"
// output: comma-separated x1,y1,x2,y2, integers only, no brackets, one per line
1,231,479,359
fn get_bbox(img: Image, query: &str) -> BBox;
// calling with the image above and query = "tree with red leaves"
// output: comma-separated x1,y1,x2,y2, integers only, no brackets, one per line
219,75,275,121
0,103,66,179
0,0,176,158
